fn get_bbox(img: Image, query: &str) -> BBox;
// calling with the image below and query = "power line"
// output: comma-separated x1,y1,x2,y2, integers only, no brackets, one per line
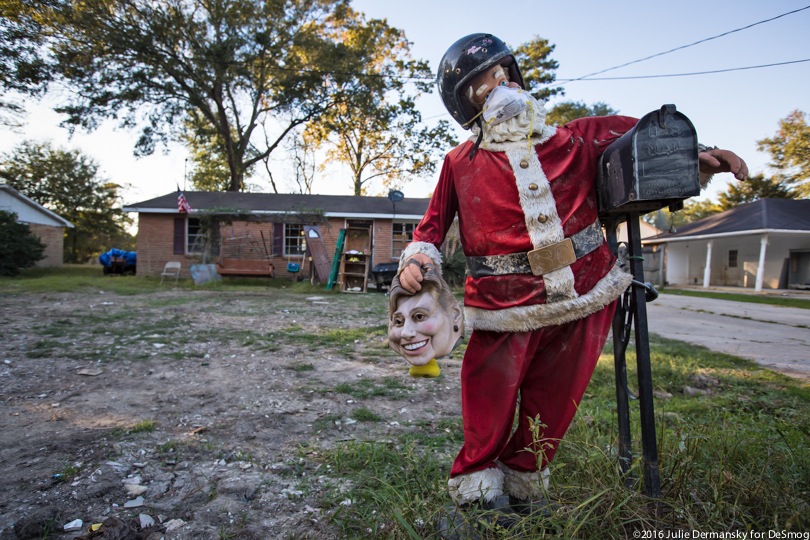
559,5,810,85
556,58,810,81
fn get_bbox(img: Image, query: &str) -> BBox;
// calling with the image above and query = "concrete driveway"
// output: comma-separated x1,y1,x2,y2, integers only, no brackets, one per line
643,291,810,383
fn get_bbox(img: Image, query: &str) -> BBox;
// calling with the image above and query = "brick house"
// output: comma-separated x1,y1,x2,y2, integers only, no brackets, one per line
123,191,431,287
0,184,74,267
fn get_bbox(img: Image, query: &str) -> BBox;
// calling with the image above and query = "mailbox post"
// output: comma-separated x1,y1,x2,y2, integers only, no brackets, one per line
597,104,700,498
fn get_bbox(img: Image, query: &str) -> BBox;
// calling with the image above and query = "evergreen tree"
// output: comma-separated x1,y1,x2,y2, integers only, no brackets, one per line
0,210,45,275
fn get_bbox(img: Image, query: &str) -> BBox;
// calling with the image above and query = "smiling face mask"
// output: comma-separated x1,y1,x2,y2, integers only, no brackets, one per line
388,267,464,366
481,85,535,125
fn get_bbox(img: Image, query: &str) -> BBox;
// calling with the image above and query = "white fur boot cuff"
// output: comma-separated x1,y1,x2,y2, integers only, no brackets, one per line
498,463,550,501
447,468,505,505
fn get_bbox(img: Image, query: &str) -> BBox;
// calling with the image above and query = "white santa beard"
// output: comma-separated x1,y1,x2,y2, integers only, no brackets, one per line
473,97,549,144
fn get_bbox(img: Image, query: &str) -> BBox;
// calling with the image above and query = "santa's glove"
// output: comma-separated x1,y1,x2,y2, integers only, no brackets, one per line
699,148,749,181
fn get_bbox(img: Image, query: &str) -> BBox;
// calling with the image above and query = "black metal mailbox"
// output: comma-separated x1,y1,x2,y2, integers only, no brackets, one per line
597,104,700,218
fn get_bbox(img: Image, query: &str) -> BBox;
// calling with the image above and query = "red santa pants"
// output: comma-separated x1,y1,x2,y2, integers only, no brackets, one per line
450,301,617,477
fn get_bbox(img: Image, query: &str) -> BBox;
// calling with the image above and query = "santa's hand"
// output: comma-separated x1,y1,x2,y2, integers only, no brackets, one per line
398,253,434,293
699,148,749,181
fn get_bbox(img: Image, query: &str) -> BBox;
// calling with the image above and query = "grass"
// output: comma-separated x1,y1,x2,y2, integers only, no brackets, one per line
3,267,808,538
661,287,810,310
316,339,809,538
333,377,410,400
0,264,328,295
128,419,157,434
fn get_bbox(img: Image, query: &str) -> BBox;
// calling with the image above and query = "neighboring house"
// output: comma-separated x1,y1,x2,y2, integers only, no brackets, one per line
0,184,74,267
123,191,431,283
643,199,810,291
615,220,662,244
613,219,663,285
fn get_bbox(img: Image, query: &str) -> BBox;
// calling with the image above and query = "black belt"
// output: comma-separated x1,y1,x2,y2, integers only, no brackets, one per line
466,220,604,278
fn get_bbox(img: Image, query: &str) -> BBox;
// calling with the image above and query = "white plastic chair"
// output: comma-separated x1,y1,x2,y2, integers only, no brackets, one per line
160,261,182,284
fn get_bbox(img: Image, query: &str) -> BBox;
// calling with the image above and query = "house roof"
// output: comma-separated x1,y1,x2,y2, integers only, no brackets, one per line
123,191,431,220
644,198,810,244
0,184,74,228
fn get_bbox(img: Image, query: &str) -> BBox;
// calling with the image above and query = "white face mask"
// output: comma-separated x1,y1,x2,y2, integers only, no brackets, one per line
481,85,534,125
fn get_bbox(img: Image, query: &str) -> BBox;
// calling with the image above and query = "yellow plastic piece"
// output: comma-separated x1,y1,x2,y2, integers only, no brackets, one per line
90,524,103,532
409,358,440,378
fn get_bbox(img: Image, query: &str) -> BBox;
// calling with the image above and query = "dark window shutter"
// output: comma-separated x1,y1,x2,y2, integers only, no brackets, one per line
173,218,185,255
273,223,283,256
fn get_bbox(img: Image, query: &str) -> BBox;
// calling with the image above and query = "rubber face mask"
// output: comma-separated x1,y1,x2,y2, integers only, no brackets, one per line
388,289,463,366
388,267,464,367
482,85,534,125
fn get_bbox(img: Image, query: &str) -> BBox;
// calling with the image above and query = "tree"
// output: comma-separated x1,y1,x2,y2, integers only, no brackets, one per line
512,36,564,103
0,0,58,125
0,141,132,262
42,0,365,192
284,130,317,195
650,174,798,231
304,10,456,195
183,124,244,192
0,210,45,275
648,199,722,231
513,38,617,129
546,100,619,126
757,110,810,198
717,173,798,209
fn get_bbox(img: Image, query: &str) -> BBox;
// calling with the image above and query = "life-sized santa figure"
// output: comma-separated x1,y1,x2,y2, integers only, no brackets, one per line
397,33,748,513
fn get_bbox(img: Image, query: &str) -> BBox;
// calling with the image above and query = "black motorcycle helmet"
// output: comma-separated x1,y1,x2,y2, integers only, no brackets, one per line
437,33,525,129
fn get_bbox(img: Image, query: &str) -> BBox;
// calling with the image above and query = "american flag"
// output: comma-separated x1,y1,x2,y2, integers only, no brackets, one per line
177,188,191,213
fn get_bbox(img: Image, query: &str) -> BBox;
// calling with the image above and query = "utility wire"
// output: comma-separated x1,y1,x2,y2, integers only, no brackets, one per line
265,7,810,89
556,58,810,81
558,4,810,85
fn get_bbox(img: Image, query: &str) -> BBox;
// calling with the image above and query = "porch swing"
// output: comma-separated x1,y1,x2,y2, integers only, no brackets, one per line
215,225,275,277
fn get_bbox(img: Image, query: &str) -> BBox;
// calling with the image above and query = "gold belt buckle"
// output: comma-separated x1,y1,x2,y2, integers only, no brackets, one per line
527,238,576,276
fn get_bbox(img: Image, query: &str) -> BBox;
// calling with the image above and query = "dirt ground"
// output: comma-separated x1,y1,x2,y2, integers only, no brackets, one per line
0,286,463,539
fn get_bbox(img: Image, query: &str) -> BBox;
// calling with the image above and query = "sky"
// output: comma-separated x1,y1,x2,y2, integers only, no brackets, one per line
1,0,809,207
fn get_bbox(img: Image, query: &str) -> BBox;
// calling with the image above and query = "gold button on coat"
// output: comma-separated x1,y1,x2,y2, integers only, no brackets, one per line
519,160,529,169
538,214,548,223
528,183,538,190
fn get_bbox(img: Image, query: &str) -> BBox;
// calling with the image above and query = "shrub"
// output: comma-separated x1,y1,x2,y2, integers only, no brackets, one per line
0,210,45,276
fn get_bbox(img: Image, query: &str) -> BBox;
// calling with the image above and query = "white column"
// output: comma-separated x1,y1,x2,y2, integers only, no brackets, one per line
755,234,768,292
703,240,713,288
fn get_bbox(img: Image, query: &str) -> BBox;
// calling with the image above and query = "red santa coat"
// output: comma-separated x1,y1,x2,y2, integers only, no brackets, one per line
403,115,638,333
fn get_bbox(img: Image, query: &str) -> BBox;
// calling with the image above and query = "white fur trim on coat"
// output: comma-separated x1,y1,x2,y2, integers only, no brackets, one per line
699,171,714,189
398,241,443,276
498,463,550,501
477,126,557,151
447,467,505,504
465,261,633,332
505,142,578,302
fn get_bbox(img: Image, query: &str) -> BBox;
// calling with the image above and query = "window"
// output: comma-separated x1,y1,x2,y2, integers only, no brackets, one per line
187,218,205,254
728,249,738,268
392,222,416,258
284,223,306,256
